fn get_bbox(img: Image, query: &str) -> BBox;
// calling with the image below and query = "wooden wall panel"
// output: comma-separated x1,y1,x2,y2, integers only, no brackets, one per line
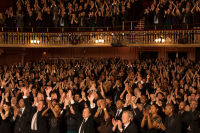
73,48,85,58
59,48,72,58
102,47,116,58
0,47,198,66
47,48,59,58
86,48,100,58
117,47,131,59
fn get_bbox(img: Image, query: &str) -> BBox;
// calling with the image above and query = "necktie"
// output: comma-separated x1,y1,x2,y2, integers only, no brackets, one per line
81,17,83,26
20,109,22,114
167,117,170,128
114,90,118,104
53,13,56,20
31,111,38,130
61,17,64,24
115,110,120,119
19,109,23,131
79,119,86,133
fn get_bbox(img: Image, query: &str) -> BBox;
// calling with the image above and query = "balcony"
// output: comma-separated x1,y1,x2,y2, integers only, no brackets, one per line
0,23,200,48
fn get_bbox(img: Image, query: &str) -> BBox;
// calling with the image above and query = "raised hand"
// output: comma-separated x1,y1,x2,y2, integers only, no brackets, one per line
112,118,118,127
88,93,95,103
117,120,122,129
143,108,146,117
45,86,52,97
126,93,131,103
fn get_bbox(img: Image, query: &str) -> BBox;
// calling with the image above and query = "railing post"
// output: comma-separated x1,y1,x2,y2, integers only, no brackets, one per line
2,27,3,31
32,28,33,32
77,27,79,31
47,28,48,32
131,22,132,30
187,24,188,29
155,26,156,30
122,22,124,30
140,21,141,30
17,27,18,32
171,25,172,29
107,27,109,31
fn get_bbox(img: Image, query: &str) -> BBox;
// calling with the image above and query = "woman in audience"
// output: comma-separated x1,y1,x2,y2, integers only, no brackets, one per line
172,7,181,29
164,9,172,29
0,94,13,133
64,98,78,133
94,99,113,133
141,104,162,133
191,3,200,43
42,100,63,133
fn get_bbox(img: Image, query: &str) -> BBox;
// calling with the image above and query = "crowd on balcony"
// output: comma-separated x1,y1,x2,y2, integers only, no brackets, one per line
0,57,200,133
0,0,143,32
144,0,200,30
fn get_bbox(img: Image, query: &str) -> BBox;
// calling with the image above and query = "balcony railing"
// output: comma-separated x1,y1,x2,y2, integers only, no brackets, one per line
0,23,200,47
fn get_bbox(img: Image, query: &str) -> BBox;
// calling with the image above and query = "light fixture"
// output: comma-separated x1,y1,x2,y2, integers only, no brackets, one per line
31,40,40,44
95,39,105,43
155,38,165,43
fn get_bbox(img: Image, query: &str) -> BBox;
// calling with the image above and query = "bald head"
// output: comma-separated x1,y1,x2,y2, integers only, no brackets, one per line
165,104,174,116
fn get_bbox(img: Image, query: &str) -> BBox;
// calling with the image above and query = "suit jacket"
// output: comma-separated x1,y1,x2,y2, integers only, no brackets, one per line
153,11,163,25
58,14,69,28
190,109,200,133
78,16,87,27
113,122,138,133
164,114,182,133
179,111,192,133
71,103,96,133
181,11,191,24
11,107,31,133
26,15,35,27
50,6,59,21
24,98,48,133
16,14,24,27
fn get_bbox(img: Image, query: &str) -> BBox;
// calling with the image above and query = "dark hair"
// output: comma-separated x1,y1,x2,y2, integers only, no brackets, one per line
151,104,159,109
3,102,12,114
106,96,113,102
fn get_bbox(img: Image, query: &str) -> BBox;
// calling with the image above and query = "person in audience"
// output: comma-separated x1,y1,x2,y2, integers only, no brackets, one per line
141,104,162,133
0,94,13,133
157,104,182,133
112,110,138,133
0,57,200,133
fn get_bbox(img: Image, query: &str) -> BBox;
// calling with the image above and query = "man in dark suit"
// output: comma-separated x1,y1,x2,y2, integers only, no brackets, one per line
189,100,200,133
115,100,124,120
23,89,48,133
78,11,87,31
153,8,163,29
178,101,192,133
70,91,96,133
181,7,191,29
58,11,68,32
158,104,182,133
26,11,35,32
12,99,31,133
112,111,138,133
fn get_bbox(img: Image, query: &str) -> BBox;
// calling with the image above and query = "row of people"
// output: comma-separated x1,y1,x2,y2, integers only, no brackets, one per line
0,57,200,133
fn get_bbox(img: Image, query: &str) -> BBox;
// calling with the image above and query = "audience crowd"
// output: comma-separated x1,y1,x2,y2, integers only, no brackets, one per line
0,57,200,133
0,0,200,31
0,0,143,31
144,0,200,29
